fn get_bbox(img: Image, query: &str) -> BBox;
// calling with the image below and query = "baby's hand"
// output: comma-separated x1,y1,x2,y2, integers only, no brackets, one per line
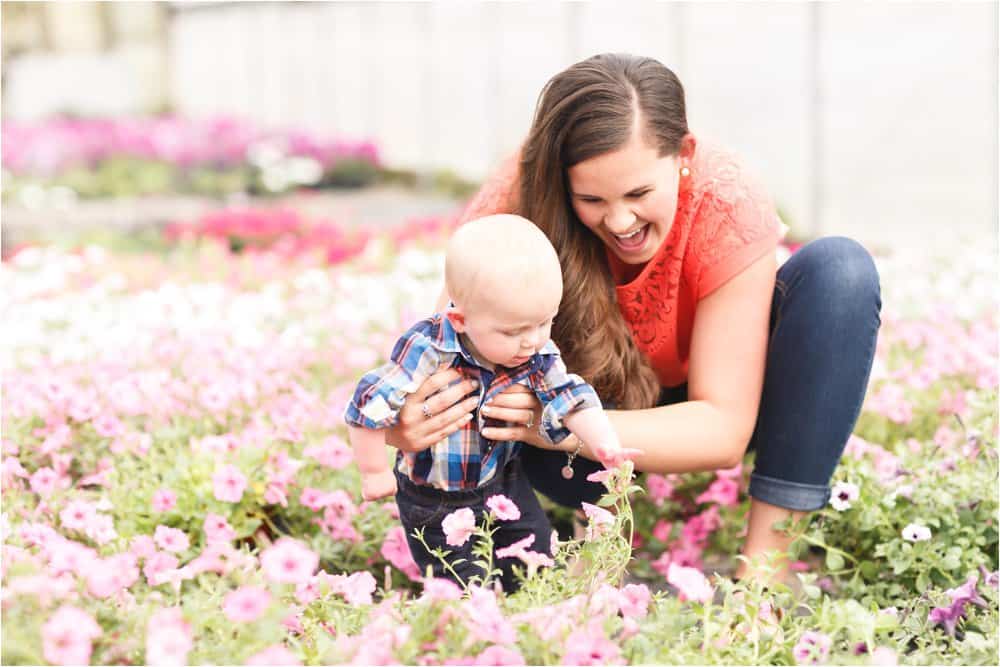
361,469,398,501
595,443,642,470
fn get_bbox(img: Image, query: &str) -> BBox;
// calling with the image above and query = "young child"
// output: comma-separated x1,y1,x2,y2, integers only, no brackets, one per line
344,214,621,589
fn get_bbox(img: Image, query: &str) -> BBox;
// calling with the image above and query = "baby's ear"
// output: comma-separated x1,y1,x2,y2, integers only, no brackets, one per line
445,307,467,332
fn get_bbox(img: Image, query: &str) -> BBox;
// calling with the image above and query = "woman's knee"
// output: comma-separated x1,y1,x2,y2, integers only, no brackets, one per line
788,236,881,315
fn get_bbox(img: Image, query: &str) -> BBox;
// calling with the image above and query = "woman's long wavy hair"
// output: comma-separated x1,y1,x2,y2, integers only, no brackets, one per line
517,53,689,409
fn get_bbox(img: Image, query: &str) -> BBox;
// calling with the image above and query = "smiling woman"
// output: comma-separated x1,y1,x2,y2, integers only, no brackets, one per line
386,52,882,586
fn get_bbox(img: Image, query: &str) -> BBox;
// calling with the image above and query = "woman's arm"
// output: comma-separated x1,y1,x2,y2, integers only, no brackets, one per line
605,250,776,473
481,251,776,473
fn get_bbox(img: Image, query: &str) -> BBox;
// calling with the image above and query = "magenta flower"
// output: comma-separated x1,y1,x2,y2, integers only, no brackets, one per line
245,645,302,665
152,488,178,513
260,537,319,584
442,507,477,547
212,464,247,503
645,473,675,505
486,494,521,521
793,631,832,665
666,563,713,603
223,585,272,622
42,605,102,665
154,525,190,553
652,519,672,542
474,645,526,665
695,476,740,507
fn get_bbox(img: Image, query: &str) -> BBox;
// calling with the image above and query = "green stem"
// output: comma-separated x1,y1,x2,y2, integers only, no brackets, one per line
794,532,859,566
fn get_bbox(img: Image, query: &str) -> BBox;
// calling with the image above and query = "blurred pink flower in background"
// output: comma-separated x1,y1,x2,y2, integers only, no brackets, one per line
260,537,319,584
223,585,272,622
212,464,248,503
152,488,178,512
41,605,102,665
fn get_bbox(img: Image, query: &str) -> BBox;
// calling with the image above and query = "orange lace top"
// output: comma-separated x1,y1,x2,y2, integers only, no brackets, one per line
457,137,783,387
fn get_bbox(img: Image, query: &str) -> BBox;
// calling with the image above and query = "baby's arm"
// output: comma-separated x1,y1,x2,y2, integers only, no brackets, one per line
346,425,397,501
562,407,622,466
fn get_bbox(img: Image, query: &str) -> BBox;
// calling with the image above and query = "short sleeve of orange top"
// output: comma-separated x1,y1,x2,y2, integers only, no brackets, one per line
457,137,784,389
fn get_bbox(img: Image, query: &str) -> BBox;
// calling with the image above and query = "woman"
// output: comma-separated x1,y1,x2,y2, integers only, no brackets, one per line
386,53,881,582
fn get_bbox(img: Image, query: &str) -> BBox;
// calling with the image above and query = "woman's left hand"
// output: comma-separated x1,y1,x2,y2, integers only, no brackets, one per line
479,384,547,447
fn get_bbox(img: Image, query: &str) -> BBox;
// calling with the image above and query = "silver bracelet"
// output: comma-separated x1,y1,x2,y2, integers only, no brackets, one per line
561,435,585,479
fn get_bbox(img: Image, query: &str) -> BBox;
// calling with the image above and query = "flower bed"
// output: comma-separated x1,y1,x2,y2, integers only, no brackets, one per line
1,234,996,665
1,116,381,202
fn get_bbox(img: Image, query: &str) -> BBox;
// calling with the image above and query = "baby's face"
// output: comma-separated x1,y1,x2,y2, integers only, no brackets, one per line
461,284,561,369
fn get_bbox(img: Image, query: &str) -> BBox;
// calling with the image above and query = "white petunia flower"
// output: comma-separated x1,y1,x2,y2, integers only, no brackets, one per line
902,522,932,542
829,481,860,511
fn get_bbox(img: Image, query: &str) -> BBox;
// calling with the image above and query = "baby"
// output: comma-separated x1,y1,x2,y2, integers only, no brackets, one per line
344,214,621,588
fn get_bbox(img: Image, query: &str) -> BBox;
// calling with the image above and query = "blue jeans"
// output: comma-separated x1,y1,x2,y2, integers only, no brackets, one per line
521,236,882,512
395,458,552,592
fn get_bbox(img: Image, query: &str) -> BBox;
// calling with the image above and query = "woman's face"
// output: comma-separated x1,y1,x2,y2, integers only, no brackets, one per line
567,131,683,267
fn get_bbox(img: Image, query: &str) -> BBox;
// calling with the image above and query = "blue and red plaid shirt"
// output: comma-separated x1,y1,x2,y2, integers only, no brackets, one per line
344,313,601,491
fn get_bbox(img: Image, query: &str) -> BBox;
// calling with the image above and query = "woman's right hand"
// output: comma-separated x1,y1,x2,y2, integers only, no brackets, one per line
384,368,481,453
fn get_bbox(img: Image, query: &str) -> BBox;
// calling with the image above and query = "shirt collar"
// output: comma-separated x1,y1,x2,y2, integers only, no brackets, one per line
434,309,560,368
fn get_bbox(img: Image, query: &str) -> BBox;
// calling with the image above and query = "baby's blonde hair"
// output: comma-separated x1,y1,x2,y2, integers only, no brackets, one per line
445,214,563,314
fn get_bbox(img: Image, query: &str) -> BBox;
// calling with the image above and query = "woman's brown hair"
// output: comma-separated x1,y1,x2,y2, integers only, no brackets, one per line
517,53,689,409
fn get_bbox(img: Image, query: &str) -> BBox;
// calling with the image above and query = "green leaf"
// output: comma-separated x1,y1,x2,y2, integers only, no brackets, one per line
825,550,845,571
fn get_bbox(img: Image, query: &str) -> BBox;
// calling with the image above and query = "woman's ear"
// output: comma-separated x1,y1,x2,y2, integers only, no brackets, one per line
680,133,697,161
445,306,467,333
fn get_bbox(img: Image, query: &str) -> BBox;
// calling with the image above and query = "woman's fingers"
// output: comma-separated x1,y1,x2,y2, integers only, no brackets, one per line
421,395,479,437
411,368,463,401
480,405,534,424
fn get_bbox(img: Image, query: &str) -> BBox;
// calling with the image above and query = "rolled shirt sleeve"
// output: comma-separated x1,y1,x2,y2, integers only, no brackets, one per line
343,329,442,430
530,355,603,445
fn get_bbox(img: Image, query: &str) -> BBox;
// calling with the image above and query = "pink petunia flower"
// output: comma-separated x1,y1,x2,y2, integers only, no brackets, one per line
303,435,353,469
245,645,302,665
421,577,464,602
203,513,236,543
223,586,272,622
380,525,422,581
486,494,521,522
496,534,535,560
130,535,157,560
212,464,247,503
561,620,623,665
152,489,178,513
474,644,526,665
645,473,675,505
652,519,672,542
260,537,319,585
146,607,193,666
60,499,97,532
581,502,615,540
793,630,832,665
666,563,713,603
42,605,102,665
30,467,60,496
442,507,477,547
695,476,740,507
619,583,652,619
154,525,190,553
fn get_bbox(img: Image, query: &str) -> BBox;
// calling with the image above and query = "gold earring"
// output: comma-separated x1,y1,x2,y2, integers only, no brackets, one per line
680,166,691,177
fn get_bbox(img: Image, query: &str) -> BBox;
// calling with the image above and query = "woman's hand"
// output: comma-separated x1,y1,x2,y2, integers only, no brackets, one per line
384,368,480,453
479,384,550,448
